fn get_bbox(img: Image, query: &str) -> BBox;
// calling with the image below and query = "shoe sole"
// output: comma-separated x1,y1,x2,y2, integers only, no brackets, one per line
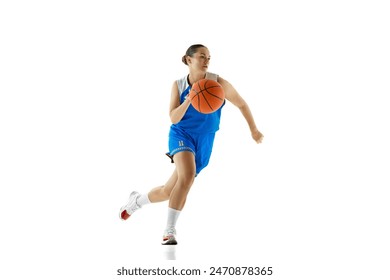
162,238,178,245
119,191,139,221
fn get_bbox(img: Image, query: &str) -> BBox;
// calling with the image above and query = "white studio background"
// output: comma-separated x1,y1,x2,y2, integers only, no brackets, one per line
1,0,389,279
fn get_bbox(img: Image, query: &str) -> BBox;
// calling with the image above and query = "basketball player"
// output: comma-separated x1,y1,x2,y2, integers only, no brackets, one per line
119,44,264,245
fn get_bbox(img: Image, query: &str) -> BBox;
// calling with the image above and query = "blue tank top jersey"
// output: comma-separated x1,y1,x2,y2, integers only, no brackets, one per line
172,72,225,134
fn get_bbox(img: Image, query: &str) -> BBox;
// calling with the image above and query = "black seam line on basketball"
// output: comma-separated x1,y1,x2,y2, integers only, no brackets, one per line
204,88,224,101
204,80,224,100
192,91,222,111
204,79,219,95
190,88,209,101
202,79,214,111
190,80,216,97
197,92,202,112
190,88,201,101
189,88,204,112
200,91,214,111
196,87,219,95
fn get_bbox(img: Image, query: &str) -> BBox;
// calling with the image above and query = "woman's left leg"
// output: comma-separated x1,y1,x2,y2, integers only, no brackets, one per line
168,151,196,210
162,151,196,245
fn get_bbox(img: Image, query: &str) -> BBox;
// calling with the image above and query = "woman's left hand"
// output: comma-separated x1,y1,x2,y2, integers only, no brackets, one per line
251,129,264,144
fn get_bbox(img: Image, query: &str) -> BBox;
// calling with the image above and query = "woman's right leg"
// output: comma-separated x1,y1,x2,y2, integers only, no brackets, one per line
119,170,177,220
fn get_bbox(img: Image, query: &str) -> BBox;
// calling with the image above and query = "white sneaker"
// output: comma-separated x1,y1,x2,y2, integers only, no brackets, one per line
119,191,141,220
162,227,177,245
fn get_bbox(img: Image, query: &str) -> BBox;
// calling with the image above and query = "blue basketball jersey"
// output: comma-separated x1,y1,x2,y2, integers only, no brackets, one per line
172,72,225,134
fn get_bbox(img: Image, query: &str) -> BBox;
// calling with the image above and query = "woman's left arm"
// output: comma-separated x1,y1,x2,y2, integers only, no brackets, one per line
218,76,264,143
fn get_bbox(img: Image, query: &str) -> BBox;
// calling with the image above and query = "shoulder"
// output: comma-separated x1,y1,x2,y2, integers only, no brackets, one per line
216,76,239,101
205,72,218,81
216,76,233,89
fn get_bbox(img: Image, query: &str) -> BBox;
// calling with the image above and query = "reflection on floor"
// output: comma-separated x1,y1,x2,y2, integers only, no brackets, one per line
162,245,176,260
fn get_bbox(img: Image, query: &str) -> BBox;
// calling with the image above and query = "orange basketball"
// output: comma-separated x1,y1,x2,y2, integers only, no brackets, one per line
189,79,225,114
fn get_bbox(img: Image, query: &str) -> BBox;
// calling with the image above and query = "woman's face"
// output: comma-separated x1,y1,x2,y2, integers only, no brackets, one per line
188,47,210,71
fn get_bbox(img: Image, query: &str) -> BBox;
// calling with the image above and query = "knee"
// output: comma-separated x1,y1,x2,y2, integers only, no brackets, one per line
177,172,195,190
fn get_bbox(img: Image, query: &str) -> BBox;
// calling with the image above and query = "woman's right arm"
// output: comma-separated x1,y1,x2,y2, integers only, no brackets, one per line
169,81,191,124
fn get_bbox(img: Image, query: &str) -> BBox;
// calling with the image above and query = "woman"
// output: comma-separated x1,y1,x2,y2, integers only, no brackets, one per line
119,44,264,245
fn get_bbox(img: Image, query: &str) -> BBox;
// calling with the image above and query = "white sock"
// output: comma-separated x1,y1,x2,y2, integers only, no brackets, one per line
136,193,151,207
166,207,181,229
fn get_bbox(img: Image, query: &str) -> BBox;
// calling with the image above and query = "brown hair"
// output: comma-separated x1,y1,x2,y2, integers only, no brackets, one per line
182,44,207,65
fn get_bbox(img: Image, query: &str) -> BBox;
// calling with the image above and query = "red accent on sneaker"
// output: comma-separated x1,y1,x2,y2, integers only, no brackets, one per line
121,210,130,220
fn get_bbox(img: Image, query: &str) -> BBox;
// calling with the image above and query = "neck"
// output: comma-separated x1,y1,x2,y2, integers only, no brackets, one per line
188,71,206,86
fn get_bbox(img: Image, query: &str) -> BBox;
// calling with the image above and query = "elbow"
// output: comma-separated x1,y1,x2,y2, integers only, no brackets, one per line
171,119,181,125
238,100,248,111
169,113,180,124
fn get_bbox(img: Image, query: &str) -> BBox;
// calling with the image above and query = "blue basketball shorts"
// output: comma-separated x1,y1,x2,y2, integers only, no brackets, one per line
166,126,216,175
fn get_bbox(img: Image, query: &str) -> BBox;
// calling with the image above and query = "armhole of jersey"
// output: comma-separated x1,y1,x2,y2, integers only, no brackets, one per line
176,76,189,97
